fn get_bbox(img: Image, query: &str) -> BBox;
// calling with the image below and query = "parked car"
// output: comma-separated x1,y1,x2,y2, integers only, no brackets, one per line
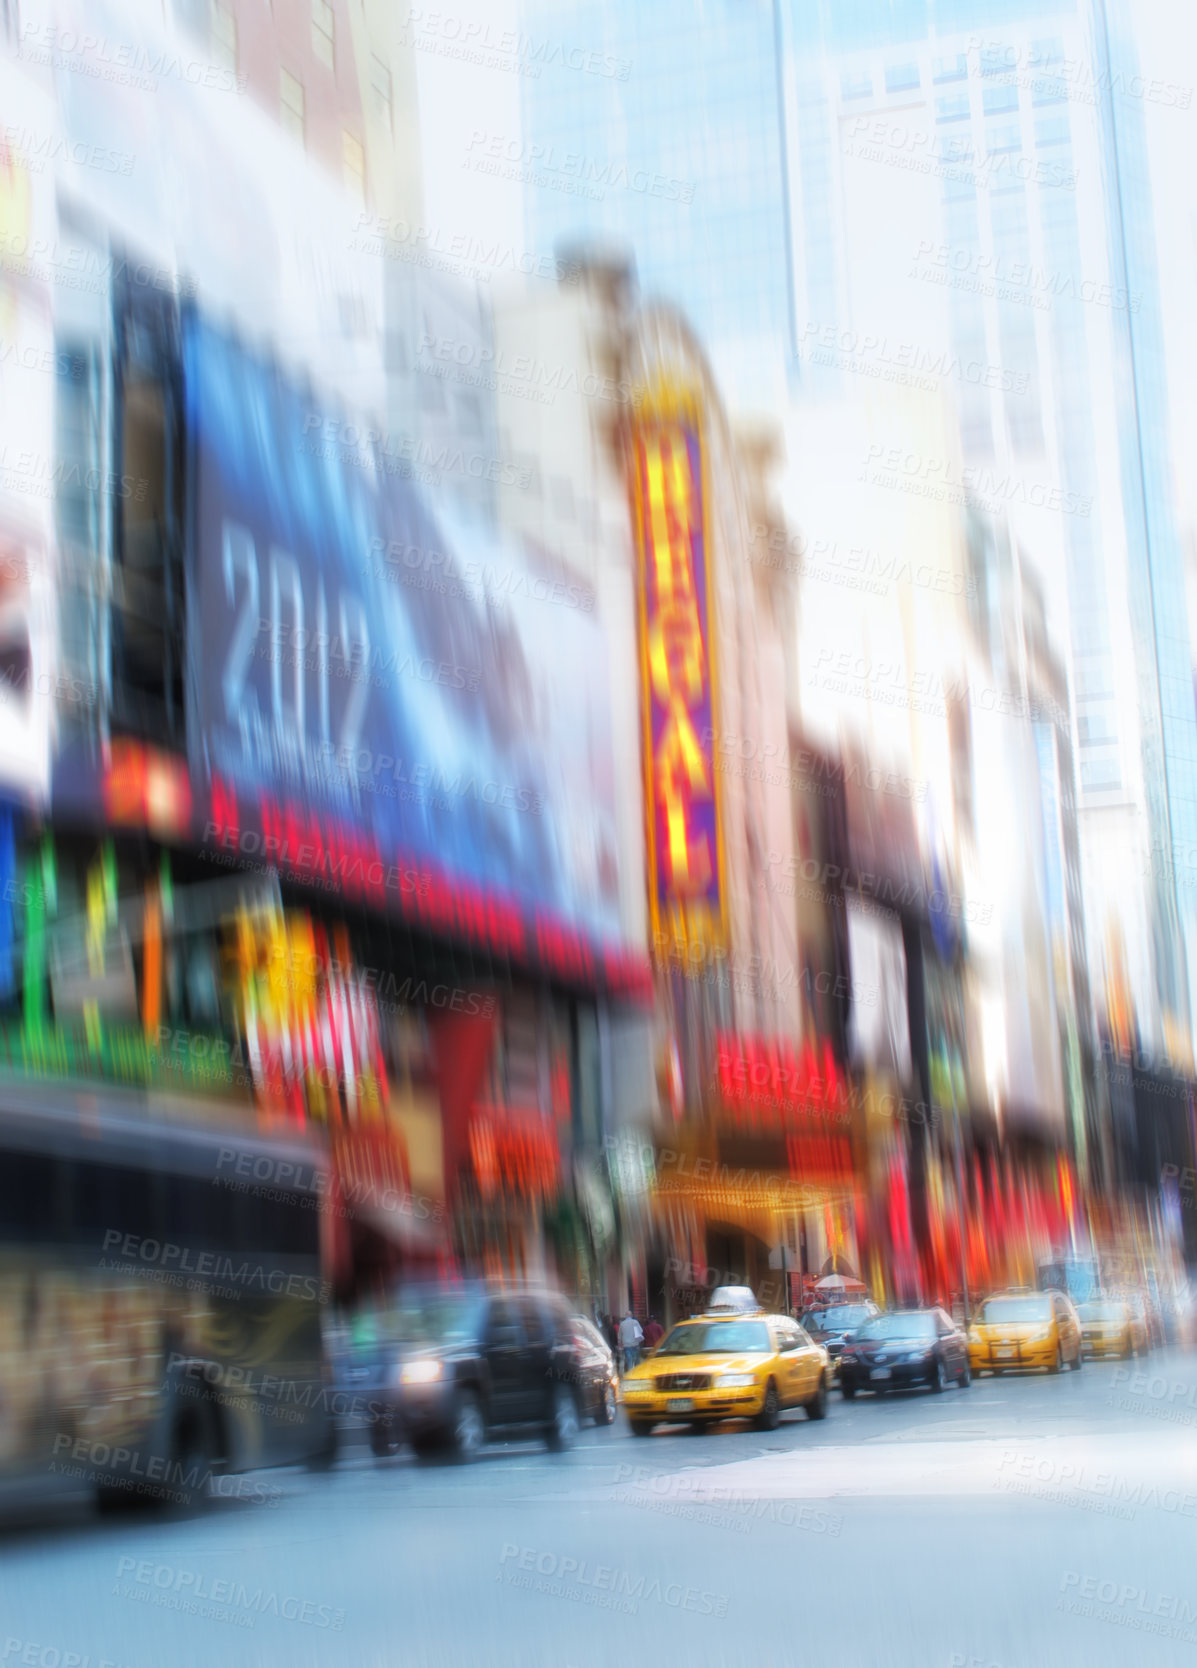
1158,1283,1195,1350
968,1289,1083,1375
347,1282,600,1459
621,1305,830,1435
801,1301,881,1377
569,1315,619,1425
839,1308,970,1396
1122,1289,1165,1351
1077,1297,1148,1360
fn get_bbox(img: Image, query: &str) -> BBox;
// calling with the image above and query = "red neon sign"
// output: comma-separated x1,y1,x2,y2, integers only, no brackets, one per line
469,1107,559,1200
202,777,651,1001
715,1033,849,1127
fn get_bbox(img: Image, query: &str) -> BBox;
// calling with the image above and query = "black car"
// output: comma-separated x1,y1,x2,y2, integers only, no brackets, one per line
801,1301,880,1375
350,1282,602,1459
838,1308,970,1397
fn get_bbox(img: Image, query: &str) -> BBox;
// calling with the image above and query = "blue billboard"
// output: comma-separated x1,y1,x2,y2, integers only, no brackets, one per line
184,312,636,987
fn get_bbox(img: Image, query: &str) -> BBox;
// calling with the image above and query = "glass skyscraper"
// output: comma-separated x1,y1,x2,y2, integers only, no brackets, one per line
519,0,796,412
520,0,1197,1057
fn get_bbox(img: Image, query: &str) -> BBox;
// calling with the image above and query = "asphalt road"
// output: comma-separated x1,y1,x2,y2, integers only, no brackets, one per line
6,1348,1197,1668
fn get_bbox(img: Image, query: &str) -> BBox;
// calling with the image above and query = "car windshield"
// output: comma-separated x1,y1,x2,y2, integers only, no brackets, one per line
856,1313,935,1341
655,1320,772,1356
388,1293,484,1344
1078,1302,1128,1322
978,1297,1052,1324
804,1306,873,1334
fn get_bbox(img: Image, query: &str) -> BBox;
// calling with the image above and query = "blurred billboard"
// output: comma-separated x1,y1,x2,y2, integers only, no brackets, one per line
185,312,626,973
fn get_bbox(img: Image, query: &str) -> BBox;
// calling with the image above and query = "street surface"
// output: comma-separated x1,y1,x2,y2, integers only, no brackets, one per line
6,1349,1197,1667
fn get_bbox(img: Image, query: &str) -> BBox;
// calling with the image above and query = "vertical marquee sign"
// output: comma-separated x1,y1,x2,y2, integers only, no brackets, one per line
632,394,726,960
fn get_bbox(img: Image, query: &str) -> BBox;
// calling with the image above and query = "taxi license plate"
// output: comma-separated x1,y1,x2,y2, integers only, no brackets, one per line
870,1368,892,1381
667,1398,694,1413
995,1348,1016,1359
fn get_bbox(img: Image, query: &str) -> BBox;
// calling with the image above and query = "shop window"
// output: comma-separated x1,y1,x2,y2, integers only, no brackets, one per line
280,69,306,143
371,54,393,133
932,54,967,84
884,63,919,94
312,0,334,70
342,131,365,201
982,86,1019,116
210,1,236,73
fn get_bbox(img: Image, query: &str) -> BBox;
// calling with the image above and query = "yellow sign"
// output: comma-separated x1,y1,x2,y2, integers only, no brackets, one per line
631,390,725,959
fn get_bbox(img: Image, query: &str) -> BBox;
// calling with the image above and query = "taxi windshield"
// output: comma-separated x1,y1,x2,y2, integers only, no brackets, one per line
1078,1302,1128,1322
655,1320,772,1356
978,1296,1052,1324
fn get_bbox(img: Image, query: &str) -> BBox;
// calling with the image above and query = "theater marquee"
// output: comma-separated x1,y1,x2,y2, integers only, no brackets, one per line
632,394,725,960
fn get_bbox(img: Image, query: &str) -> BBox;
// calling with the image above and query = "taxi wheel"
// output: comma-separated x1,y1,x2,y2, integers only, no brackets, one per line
805,1376,829,1421
754,1381,780,1432
629,1420,655,1438
1049,1343,1064,1375
1070,1345,1083,1372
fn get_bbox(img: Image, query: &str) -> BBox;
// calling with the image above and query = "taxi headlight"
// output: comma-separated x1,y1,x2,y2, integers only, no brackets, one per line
713,1373,755,1389
967,1328,982,1344
1026,1328,1053,1344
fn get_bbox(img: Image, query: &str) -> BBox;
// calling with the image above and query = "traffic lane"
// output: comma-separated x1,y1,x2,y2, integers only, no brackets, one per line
3,1347,1189,1536
396,1348,1197,1482
4,1352,1196,1668
3,1443,1192,1668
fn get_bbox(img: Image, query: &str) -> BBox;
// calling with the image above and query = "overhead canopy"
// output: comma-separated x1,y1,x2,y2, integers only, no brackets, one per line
814,1272,867,1294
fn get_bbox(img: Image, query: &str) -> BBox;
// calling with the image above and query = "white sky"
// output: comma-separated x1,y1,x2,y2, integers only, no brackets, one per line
414,0,1197,541
413,0,526,260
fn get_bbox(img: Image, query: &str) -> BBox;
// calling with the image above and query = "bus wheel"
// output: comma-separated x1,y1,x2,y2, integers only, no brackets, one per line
306,1418,340,1471
169,1408,215,1510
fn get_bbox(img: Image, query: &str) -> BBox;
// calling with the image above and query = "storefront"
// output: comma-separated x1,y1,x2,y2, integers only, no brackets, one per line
12,299,650,1300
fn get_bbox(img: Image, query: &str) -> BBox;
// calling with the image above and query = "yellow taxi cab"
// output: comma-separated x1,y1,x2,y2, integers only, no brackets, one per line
1077,1296,1148,1360
621,1296,831,1435
967,1288,1083,1376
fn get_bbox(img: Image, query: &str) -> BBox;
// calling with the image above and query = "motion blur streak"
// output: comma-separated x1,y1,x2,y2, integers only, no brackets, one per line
2,0,1197,1664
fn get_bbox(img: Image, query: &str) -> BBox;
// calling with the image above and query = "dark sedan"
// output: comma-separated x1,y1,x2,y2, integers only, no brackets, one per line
801,1301,880,1376
839,1308,971,1397
347,1282,599,1458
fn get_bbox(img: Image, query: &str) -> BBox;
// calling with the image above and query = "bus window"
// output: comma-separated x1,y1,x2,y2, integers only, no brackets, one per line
0,1148,66,1244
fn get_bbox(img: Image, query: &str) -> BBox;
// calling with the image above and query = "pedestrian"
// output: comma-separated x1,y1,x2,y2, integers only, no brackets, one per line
643,1315,664,1350
618,1310,644,1373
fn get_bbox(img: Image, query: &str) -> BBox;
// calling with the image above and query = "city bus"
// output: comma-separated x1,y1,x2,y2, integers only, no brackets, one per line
0,1080,337,1513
